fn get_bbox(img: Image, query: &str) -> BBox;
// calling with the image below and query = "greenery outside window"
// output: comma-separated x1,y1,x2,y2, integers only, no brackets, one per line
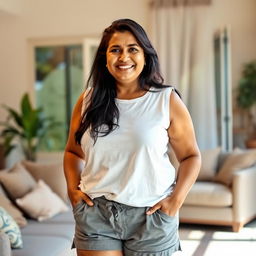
35,45,83,151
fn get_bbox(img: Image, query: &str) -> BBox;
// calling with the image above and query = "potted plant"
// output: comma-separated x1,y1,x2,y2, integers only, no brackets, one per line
0,93,59,161
237,61,256,148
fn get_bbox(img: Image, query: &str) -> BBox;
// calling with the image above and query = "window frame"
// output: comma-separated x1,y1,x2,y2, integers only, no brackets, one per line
27,35,99,156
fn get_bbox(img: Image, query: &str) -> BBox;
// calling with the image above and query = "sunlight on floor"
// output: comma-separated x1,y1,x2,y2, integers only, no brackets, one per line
188,230,206,240
179,223,256,256
180,238,256,256
213,227,256,240
204,241,256,256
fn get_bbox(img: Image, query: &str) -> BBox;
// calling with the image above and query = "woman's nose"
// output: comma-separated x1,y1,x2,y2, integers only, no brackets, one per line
119,51,129,62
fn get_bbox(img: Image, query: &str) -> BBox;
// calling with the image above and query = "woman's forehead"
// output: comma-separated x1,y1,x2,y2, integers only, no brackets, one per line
108,31,139,48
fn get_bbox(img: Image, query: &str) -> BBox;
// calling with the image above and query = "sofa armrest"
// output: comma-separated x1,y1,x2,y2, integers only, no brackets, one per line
0,231,11,256
233,165,256,222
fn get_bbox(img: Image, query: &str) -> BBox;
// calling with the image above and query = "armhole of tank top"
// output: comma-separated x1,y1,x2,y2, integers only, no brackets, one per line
167,87,174,126
81,87,92,117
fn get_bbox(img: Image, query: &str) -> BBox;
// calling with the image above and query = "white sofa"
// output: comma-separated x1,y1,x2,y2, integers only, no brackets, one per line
176,148,256,232
0,160,75,256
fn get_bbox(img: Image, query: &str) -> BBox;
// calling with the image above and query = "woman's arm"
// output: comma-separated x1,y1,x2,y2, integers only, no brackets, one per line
147,90,201,216
63,93,94,207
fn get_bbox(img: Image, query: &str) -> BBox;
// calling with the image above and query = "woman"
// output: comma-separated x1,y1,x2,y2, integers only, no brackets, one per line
64,19,201,256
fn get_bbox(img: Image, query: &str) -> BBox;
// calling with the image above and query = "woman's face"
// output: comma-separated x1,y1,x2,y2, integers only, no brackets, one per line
106,31,145,87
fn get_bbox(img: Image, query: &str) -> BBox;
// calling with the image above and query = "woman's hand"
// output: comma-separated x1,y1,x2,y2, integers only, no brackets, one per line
146,195,182,217
68,189,94,208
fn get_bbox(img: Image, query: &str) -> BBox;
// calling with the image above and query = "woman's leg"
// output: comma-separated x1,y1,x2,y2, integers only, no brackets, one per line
77,249,123,256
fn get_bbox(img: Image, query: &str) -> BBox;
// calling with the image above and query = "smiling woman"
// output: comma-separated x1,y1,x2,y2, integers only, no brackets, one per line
63,19,201,256
106,31,145,91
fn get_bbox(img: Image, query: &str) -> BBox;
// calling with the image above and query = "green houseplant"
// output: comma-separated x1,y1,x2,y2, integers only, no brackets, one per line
237,61,256,147
0,93,58,161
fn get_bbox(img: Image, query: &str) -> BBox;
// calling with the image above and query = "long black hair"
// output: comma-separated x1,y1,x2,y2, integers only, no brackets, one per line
75,18,169,144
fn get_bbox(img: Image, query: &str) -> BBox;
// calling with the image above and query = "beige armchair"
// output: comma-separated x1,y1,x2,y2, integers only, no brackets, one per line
174,148,256,232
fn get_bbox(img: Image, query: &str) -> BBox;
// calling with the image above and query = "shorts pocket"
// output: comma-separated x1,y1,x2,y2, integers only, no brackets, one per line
72,200,85,214
157,209,175,222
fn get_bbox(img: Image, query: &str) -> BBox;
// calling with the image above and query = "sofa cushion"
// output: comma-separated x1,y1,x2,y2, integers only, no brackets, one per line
12,235,71,256
42,209,74,224
16,180,69,221
21,221,74,240
0,207,23,249
0,231,11,256
0,163,36,199
184,181,232,207
197,147,221,181
22,160,68,202
215,149,256,186
0,185,27,227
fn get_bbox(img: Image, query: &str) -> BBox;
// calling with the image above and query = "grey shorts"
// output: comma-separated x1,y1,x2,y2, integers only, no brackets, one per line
72,196,181,256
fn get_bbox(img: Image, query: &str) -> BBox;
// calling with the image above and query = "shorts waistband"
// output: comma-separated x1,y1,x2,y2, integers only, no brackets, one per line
94,196,143,211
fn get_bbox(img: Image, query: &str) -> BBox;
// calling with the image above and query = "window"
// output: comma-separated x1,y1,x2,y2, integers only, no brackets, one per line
214,27,233,151
35,45,83,151
31,38,99,152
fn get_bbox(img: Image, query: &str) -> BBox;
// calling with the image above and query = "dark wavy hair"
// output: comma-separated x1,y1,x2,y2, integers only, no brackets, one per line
75,18,169,144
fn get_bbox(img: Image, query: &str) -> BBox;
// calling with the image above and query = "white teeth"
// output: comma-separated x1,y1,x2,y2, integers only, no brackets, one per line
118,65,133,69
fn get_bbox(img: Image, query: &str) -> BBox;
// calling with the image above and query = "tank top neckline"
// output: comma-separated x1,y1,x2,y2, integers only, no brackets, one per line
115,90,151,104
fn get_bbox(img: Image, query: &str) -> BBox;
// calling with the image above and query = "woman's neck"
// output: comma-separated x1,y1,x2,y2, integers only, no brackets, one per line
116,83,149,100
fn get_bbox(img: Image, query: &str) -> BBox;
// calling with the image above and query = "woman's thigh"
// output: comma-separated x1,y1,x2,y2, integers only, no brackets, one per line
77,249,123,256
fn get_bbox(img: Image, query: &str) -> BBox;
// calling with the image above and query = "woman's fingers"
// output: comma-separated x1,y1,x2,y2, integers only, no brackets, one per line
146,204,161,215
70,190,94,207
82,193,94,206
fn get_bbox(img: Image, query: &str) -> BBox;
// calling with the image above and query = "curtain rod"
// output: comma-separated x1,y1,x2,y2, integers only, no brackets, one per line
150,0,211,8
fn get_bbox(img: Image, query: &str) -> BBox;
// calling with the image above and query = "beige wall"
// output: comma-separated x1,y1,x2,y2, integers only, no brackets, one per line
0,0,22,14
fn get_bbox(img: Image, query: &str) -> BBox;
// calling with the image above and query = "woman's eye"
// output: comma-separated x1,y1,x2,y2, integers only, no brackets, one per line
129,47,138,53
110,48,120,53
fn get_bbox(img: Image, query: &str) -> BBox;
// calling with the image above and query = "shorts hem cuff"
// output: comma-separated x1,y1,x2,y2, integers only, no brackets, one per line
124,241,181,256
72,239,123,251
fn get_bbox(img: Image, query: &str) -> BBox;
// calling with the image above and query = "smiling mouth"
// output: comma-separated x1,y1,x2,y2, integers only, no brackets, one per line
116,65,135,70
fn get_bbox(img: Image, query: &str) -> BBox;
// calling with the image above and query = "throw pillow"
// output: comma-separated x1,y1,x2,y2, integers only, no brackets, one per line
0,207,23,249
0,184,27,227
16,180,69,221
197,147,221,181
215,149,256,186
22,161,68,202
0,163,37,199
0,193,27,228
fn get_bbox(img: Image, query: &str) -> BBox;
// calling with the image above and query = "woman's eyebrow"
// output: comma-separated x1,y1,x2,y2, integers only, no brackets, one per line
109,43,139,48
127,43,139,47
109,45,120,48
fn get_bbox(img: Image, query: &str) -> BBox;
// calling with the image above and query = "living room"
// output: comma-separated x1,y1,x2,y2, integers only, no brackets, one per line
0,0,256,255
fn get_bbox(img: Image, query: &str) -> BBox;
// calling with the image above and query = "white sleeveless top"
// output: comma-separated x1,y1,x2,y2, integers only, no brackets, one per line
79,87,176,207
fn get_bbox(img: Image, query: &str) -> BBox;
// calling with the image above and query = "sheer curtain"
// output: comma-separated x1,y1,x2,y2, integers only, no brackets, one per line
150,0,217,150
